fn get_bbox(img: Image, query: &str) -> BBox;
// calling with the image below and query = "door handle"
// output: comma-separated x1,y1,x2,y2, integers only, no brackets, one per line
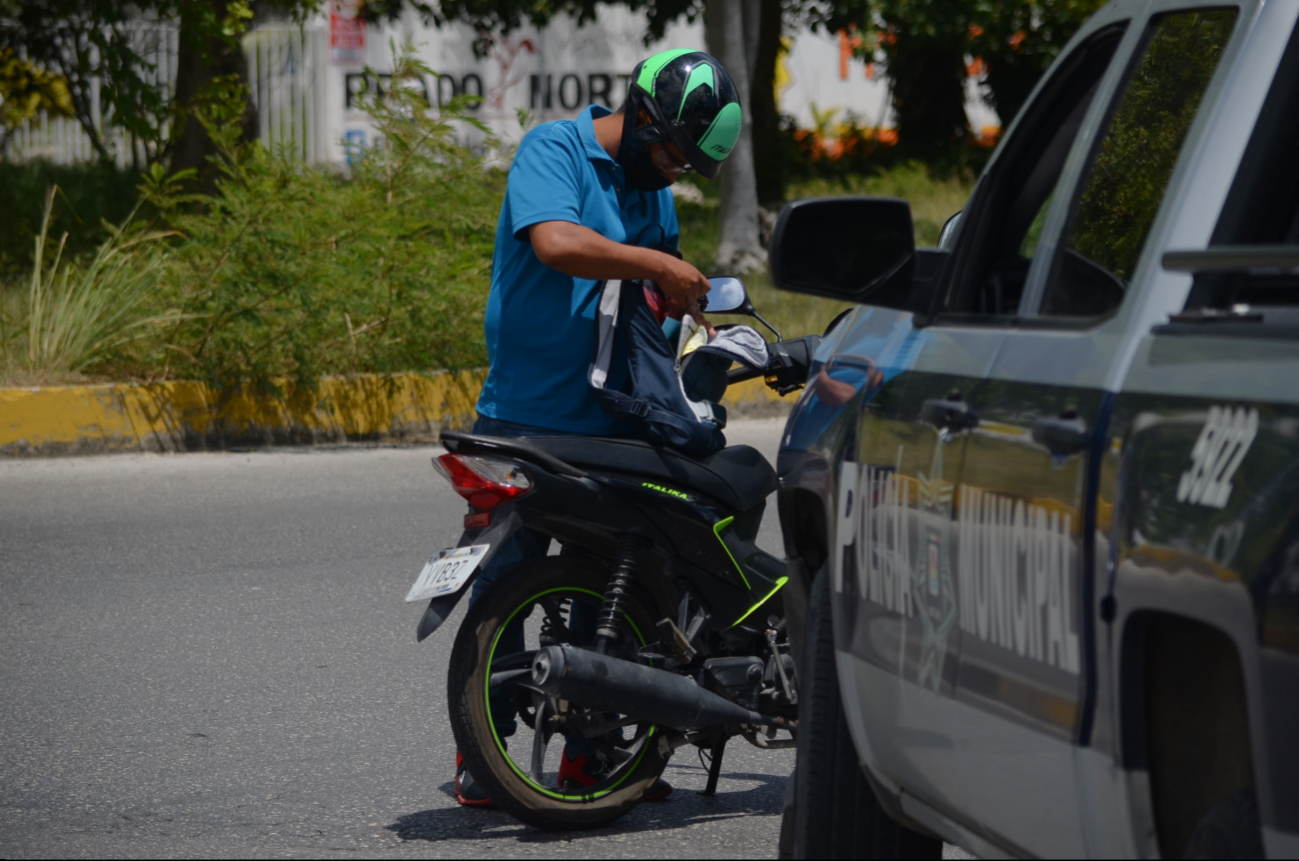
921,397,979,431
1032,415,1089,455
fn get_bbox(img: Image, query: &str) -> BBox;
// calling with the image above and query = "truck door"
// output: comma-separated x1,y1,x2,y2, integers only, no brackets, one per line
833,306,1001,822
831,11,1132,827
945,6,1240,856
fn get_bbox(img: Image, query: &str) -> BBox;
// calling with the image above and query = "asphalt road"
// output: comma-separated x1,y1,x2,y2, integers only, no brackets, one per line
0,419,972,859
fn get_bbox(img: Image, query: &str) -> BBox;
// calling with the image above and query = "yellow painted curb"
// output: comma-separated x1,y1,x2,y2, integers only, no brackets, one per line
0,372,795,457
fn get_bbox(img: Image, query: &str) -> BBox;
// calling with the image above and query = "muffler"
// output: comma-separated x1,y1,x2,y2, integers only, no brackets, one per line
530,644,779,729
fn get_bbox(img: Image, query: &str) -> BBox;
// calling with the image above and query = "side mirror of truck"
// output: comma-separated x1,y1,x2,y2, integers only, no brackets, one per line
769,196,936,315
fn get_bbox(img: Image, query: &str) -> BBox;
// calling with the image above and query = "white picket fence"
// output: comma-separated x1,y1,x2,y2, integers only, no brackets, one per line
5,23,329,167
245,25,329,164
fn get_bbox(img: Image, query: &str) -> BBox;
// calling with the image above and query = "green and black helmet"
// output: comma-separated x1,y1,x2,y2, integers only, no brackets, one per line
622,49,742,180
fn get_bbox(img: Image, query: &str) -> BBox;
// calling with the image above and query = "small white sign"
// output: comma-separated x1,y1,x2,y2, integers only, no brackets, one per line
405,544,490,603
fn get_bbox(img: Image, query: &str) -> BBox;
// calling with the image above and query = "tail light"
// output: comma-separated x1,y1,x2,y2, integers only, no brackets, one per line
433,453,533,511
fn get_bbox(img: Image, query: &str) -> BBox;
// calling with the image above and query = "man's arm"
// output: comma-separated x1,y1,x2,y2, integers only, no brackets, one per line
527,221,712,307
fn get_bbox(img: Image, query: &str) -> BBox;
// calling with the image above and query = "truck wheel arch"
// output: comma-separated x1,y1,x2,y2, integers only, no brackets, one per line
778,484,830,668
1119,611,1259,859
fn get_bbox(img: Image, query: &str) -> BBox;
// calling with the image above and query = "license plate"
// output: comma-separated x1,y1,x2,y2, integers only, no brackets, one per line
405,544,489,603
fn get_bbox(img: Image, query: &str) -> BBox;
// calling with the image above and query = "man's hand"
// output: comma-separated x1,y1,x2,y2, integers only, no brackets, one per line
667,300,717,338
528,220,711,306
654,255,711,308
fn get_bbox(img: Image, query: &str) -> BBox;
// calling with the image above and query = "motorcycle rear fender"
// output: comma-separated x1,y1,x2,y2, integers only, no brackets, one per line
415,506,533,642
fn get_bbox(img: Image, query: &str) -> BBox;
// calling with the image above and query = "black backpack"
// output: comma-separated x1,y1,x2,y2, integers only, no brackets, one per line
587,277,728,457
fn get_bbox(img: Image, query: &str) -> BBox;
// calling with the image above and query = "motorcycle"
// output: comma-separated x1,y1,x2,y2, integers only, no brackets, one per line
405,277,820,830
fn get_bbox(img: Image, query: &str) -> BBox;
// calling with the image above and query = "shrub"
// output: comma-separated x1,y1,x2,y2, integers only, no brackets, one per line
126,50,506,391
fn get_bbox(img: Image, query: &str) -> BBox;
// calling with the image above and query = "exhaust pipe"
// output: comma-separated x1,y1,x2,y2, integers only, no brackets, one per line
530,644,778,729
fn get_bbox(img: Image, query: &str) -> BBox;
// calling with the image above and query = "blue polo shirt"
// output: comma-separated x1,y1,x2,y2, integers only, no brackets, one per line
476,105,680,434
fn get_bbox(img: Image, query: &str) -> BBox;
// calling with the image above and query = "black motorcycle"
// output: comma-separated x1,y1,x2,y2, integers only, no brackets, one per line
406,279,819,830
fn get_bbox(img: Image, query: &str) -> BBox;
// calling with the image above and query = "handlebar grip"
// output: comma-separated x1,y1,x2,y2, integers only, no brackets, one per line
727,365,766,384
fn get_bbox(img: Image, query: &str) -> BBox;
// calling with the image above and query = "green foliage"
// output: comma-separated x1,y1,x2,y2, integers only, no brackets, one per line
803,0,972,161
0,0,316,165
0,1,169,161
1066,9,1236,283
362,0,698,50
0,48,74,131
0,160,143,279
970,0,1107,126
125,49,505,390
804,0,1105,160
5,186,176,381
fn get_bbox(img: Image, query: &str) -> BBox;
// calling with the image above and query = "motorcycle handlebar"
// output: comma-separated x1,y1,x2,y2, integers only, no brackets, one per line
727,334,822,393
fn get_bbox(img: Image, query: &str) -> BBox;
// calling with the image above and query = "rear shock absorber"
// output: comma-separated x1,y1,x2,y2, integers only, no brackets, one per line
594,534,646,654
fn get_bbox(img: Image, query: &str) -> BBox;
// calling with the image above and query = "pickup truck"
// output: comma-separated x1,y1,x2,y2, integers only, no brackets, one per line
770,0,1299,857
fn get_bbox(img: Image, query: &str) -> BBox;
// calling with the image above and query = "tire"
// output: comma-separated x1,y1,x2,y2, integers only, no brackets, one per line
784,570,942,860
1183,789,1264,860
448,554,670,831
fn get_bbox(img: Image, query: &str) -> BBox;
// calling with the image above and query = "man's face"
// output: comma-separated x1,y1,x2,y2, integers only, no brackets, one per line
638,109,692,182
650,141,691,181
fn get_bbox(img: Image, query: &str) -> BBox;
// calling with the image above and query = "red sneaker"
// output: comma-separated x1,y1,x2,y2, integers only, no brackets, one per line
558,747,673,800
455,753,495,807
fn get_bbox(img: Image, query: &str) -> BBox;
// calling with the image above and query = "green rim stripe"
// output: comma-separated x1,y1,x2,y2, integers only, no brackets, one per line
486,586,653,801
731,576,789,627
711,516,752,591
677,63,716,121
635,48,698,95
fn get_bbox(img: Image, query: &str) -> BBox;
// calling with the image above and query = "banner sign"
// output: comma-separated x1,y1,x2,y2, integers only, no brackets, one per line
330,0,365,66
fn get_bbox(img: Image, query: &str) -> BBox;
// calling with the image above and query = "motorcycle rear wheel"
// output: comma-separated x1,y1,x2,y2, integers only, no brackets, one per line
448,554,670,830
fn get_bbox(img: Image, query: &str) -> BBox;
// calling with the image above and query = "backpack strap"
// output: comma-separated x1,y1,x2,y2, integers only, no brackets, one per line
588,279,620,392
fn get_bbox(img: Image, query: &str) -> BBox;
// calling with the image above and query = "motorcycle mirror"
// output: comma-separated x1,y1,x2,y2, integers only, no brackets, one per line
703,276,751,314
702,276,784,340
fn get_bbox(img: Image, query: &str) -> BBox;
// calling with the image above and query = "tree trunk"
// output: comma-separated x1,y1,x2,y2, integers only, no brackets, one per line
706,0,765,274
169,0,257,188
885,34,970,163
750,0,784,206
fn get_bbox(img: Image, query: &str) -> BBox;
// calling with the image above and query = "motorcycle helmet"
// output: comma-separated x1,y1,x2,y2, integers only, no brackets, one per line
618,49,742,189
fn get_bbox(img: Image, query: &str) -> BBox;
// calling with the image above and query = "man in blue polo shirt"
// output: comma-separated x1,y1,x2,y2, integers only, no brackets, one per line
454,49,743,807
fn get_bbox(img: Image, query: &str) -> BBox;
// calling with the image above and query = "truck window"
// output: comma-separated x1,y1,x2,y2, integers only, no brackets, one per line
1041,8,1239,318
945,25,1126,318
1187,17,1299,313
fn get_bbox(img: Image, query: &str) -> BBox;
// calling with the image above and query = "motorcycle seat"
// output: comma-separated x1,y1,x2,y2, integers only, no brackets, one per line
522,436,777,513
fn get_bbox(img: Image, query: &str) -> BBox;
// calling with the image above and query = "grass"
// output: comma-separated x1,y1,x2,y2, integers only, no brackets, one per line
1,187,176,386
677,163,975,340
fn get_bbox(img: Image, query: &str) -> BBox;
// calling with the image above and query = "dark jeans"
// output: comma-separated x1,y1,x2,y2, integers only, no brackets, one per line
462,415,601,753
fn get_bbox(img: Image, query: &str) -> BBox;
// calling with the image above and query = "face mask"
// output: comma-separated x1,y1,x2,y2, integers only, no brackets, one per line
622,148,674,192
616,107,674,192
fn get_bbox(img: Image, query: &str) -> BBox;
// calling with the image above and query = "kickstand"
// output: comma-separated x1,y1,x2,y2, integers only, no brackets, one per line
702,737,726,797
